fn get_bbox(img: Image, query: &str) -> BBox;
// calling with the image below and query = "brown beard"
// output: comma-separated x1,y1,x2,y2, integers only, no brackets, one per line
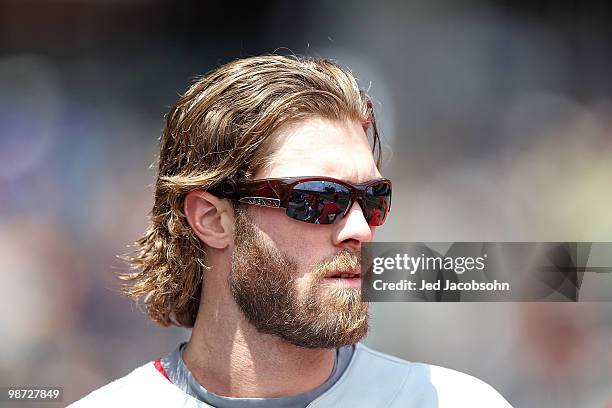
229,207,369,349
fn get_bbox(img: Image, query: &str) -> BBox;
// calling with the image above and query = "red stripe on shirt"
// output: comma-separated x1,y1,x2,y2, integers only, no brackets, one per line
154,359,172,383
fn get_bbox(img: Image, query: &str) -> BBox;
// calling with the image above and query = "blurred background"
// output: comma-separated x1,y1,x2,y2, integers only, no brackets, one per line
1,1,611,407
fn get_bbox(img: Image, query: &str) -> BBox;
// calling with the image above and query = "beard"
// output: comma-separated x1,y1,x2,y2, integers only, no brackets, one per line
229,206,369,349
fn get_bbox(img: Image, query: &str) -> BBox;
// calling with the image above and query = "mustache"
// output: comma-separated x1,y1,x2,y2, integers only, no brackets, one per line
313,250,361,278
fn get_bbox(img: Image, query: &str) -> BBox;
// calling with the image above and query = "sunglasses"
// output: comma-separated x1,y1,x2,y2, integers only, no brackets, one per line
211,176,392,226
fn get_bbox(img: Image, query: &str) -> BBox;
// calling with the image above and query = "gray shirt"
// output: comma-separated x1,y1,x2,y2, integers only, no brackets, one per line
160,342,355,408
71,342,513,407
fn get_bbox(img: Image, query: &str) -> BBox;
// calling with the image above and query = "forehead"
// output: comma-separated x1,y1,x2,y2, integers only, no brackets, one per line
256,117,381,183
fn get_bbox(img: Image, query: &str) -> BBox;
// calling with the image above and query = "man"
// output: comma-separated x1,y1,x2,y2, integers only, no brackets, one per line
71,55,512,407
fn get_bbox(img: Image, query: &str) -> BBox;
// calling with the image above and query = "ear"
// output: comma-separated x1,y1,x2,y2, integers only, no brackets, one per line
184,190,234,249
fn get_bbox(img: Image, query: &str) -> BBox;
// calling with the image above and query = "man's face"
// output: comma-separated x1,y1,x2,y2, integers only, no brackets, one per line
229,117,382,349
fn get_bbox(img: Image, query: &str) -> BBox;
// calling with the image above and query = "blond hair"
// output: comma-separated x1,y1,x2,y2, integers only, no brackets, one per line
121,55,382,327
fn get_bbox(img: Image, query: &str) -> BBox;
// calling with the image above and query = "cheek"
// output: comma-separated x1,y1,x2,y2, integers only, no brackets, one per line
294,274,315,294
249,207,331,272
249,207,296,244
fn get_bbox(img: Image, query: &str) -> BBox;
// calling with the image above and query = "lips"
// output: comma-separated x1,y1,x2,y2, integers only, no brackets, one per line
325,268,361,279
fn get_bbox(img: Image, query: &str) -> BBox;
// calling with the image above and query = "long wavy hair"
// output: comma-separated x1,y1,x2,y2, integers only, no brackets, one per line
121,55,382,327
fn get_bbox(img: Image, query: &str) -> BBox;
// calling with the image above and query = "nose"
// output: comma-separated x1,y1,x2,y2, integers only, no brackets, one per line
332,201,375,252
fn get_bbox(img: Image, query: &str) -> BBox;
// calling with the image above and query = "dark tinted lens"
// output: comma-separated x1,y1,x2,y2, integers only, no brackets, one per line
364,182,391,226
286,181,351,224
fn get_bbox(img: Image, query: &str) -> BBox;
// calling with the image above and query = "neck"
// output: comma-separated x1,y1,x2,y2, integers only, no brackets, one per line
183,277,335,398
